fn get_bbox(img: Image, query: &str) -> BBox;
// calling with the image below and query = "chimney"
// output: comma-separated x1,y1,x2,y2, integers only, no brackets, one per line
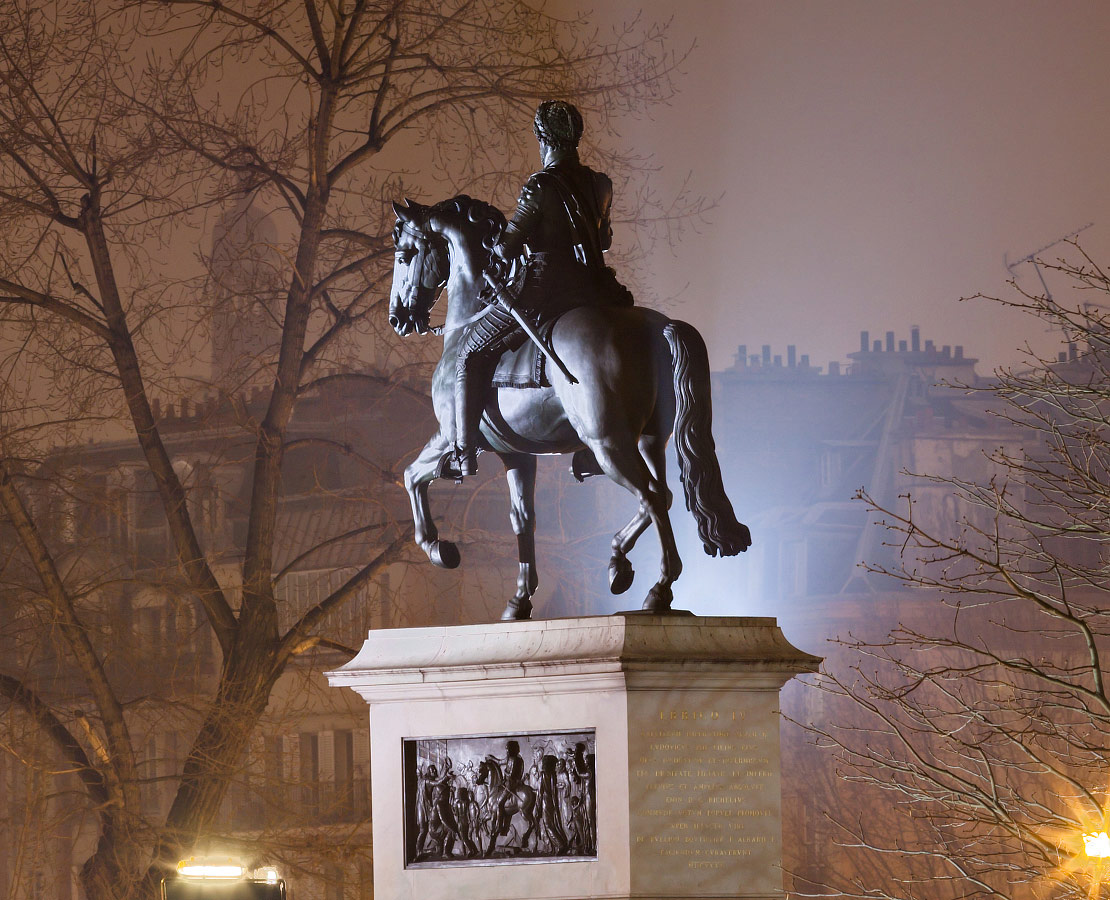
787,345,796,368
954,345,964,360
873,340,882,352
774,354,783,367
898,340,907,352
911,326,920,352
828,361,841,376
925,340,935,353
942,345,951,358
801,354,810,368
885,331,895,352
762,345,771,366
860,331,870,353
1069,342,1078,361
737,345,747,368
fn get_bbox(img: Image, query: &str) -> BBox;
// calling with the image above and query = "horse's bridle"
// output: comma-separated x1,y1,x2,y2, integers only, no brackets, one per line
395,219,446,333
396,218,497,337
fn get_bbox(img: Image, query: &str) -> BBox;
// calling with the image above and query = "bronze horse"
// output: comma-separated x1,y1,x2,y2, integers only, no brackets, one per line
389,196,750,620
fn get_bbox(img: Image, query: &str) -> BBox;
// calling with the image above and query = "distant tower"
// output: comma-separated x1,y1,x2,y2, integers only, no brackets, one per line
209,193,283,388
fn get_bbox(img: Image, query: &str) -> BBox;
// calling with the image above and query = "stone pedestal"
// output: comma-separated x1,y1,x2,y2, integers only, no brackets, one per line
327,614,819,900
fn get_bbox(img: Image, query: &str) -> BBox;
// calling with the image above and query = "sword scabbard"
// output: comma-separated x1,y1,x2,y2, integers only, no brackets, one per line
480,271,578,384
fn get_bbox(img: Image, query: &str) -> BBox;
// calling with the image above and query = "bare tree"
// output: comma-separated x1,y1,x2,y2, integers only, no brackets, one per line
794,246,1110,900
0,1,685,897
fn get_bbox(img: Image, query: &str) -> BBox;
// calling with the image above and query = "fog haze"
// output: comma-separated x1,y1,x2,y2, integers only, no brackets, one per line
580,0,1110,372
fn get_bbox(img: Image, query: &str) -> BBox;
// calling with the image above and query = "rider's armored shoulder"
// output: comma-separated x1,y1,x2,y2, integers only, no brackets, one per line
519,172,547,203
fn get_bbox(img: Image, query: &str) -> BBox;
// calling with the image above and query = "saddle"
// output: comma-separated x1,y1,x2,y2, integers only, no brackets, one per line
490,319,554,389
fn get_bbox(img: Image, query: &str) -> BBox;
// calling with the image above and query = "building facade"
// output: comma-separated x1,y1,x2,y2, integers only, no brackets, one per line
3,324,1064,898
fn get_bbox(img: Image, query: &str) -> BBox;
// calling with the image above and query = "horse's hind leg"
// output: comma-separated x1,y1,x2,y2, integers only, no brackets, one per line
608,513,646,595
607,435,673,596
405,435,461,569
501,453,538,621
520,793,538,851
588,435,682,613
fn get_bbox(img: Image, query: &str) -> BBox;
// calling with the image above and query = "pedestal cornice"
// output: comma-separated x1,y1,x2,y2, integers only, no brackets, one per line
327,614,821,694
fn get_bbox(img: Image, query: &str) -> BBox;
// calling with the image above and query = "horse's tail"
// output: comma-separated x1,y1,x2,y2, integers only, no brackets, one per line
663,320,752,557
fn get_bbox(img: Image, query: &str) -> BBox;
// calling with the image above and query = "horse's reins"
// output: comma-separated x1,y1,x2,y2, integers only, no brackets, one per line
431,306,490,337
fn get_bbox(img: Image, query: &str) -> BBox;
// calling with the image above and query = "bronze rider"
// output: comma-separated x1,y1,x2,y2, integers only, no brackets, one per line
451,100,626,477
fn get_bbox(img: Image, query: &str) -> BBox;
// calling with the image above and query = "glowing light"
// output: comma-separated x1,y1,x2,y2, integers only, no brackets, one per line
1085,833,1110,859
260,867,280,884
176,857,244,879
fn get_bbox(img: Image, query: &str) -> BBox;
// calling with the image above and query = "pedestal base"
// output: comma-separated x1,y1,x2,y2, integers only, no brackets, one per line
327,615,819,900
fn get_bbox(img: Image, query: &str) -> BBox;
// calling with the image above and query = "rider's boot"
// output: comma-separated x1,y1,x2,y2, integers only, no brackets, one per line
453,359,485,478
457,445,478,477
435,445,476,481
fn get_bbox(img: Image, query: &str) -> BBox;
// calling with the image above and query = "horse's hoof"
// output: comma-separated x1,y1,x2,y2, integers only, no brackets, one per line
429,540,460,569
642,584,673,614
501,596,533,621
608,556,634,594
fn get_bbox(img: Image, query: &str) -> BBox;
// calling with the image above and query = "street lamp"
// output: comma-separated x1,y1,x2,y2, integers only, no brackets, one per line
1083,830,1110,900
1086,833,1110,859
161,857,286,899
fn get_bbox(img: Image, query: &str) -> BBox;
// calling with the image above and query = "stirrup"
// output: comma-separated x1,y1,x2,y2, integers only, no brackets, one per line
435,447,478,482
569,448,604,483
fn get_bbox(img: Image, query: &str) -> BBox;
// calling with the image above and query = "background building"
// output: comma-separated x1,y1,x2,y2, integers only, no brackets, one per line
2,323,1056,898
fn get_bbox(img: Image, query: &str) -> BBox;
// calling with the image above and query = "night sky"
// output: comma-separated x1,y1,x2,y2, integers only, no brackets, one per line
572,0,1110,373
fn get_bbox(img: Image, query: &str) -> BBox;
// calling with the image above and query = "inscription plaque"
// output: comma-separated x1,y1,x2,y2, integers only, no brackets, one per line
628,692,783,895
403,730,597,867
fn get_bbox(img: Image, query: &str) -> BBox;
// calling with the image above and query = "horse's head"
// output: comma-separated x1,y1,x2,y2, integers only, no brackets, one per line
389,196,506,337
389,199,448,336
477,755,501,786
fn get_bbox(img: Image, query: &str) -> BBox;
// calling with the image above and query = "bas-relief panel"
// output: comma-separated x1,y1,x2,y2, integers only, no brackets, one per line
403,730,597,867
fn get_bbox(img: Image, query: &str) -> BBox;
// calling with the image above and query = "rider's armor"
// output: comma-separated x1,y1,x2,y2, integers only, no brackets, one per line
453,101,630,476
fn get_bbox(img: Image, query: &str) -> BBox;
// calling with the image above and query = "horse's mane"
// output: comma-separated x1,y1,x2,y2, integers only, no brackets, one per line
429,195,506,253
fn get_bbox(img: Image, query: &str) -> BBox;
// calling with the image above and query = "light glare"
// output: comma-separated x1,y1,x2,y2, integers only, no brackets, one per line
177,858,245,879
1084,832,1110,858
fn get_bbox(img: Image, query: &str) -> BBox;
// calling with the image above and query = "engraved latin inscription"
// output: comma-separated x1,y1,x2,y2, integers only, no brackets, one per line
633,708,775,871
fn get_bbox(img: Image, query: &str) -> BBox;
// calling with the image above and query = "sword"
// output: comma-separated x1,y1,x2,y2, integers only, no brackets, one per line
481,270,579,384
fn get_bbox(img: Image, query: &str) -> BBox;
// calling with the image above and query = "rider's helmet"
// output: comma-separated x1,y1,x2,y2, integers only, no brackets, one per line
533,100,583,151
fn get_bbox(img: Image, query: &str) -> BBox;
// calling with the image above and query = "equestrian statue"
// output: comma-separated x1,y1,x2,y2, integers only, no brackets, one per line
388,100,750,620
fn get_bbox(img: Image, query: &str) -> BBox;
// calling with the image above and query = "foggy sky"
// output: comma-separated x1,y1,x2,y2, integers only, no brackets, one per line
580,0,1110,373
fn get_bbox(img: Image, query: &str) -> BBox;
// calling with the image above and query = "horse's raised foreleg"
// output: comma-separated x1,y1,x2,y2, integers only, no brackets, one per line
608,435,674,596
589,435,683,613
501,453,538,621
404,435,461,569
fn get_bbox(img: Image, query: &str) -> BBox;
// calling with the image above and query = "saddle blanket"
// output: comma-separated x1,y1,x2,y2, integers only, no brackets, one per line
490,320,554,389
